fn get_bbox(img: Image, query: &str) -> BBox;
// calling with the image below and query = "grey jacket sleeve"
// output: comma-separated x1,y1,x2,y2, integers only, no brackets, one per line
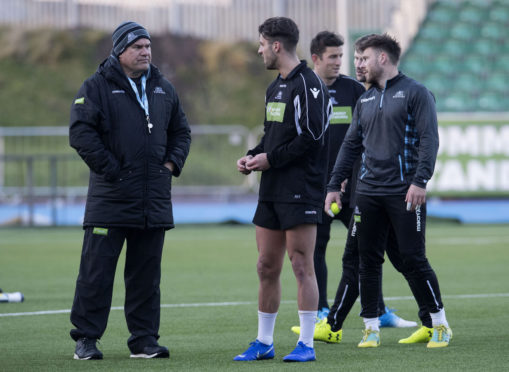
411,87,439,189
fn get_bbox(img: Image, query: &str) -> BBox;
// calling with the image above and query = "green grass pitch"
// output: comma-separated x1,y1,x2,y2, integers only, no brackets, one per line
1,222,509,371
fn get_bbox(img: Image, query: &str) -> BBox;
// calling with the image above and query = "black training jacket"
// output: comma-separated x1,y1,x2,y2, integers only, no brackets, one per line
328,72,439,195
247,61,331,207
69,55,191,229
326,75,365,206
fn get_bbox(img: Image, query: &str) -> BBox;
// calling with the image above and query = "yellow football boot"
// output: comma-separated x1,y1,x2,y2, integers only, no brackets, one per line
358,328,380,348
398,325,433,344
291,318,342,343
427,325,453,348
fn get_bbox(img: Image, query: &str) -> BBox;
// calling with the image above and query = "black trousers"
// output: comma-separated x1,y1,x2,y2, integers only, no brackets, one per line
355,194,443,319
70,226,165,351
326,215,432,331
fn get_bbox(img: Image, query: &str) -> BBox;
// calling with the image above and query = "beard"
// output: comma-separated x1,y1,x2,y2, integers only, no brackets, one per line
365,63,383,86
263,51,278,70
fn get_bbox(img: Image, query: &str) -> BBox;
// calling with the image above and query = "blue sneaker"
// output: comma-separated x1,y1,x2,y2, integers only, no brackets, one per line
283,341,316,362
317,307,330,320
379,307,417,328
233,340,274,361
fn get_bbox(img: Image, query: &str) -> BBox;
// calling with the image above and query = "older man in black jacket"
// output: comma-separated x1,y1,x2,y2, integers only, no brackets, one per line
69,21,191,360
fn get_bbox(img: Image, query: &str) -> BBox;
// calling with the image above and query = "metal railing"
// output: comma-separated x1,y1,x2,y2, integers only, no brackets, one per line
0,125,261,225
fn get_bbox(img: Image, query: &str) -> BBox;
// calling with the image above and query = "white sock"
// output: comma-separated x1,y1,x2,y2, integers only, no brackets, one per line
363,317,380,332
298,310,317,348
257,311,277,345
430,308,449,328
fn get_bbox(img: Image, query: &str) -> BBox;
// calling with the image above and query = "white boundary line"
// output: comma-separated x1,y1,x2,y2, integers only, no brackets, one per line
1,293,508,318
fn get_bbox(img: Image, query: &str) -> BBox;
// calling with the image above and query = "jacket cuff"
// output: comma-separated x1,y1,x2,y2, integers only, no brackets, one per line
411,179,428,189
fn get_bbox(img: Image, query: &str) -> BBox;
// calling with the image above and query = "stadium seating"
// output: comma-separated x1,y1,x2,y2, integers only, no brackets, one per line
400,0,509,112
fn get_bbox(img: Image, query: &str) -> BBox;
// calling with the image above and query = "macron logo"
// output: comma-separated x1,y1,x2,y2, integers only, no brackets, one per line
310,87,320,98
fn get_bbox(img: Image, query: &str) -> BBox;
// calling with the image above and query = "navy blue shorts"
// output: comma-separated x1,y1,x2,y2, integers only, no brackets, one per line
253,201,322,230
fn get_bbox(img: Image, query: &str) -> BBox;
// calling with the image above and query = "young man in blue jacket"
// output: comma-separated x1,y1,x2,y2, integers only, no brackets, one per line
69,21,191,360
326,33,451,348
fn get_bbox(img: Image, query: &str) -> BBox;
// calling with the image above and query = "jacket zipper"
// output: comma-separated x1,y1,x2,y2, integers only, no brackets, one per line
143,81,152,225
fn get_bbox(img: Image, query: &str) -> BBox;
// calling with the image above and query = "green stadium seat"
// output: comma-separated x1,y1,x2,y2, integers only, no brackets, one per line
419,23,449,41
467,0,496,8
453,73,484,95
442,39,469,57
427,4,457,24
478,92,505,111
472,39,498,56
451,22,480,41
484,73,508,94
423,74,449,96
459,6,488,24
442,92,476,112
407,39,442,59
401,53,436,75
481,22,506,41
463,56,486,76
494,55,509,71
489,5,509,23
433,55,456,76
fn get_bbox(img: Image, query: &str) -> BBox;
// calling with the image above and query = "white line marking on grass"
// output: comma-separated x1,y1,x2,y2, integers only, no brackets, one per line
1,293,508,318
428,237,509,245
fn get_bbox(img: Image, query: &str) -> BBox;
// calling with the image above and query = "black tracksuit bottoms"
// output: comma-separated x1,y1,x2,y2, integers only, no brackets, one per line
355,193,444,319
70,226,165,351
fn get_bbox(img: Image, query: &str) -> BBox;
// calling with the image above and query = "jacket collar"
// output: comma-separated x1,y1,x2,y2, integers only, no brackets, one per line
280,60,308,80
98,55,160,88
385,71,404,88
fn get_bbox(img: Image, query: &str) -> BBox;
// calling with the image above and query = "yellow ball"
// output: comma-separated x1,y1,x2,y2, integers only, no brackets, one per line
331,202,340,215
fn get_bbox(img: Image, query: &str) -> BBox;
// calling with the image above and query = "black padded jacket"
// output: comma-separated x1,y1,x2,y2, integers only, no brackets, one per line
69,55,191,229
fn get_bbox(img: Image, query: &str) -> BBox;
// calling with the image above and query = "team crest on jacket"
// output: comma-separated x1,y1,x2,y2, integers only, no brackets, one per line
393,90,405,99
310,87,320,98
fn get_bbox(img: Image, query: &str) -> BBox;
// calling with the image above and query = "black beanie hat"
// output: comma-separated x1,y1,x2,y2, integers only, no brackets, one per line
112,21,151,56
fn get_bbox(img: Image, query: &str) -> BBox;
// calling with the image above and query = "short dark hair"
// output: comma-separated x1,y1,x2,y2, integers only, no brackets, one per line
354,33,401,64
310,31,344,57
258,17,299,52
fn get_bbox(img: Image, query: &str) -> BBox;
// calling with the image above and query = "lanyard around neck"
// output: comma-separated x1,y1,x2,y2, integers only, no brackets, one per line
127,75,153,133
127,75,149,116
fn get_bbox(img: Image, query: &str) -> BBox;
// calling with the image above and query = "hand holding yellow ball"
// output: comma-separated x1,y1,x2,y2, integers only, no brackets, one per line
327,202,341,217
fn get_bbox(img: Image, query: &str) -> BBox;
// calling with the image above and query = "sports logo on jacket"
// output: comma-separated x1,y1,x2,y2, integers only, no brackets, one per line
393,90,405,99
266,102,286,122
274,91,283,100
154,86,166,94
310,87,320,98
330,106,352,124
360,96,375,103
